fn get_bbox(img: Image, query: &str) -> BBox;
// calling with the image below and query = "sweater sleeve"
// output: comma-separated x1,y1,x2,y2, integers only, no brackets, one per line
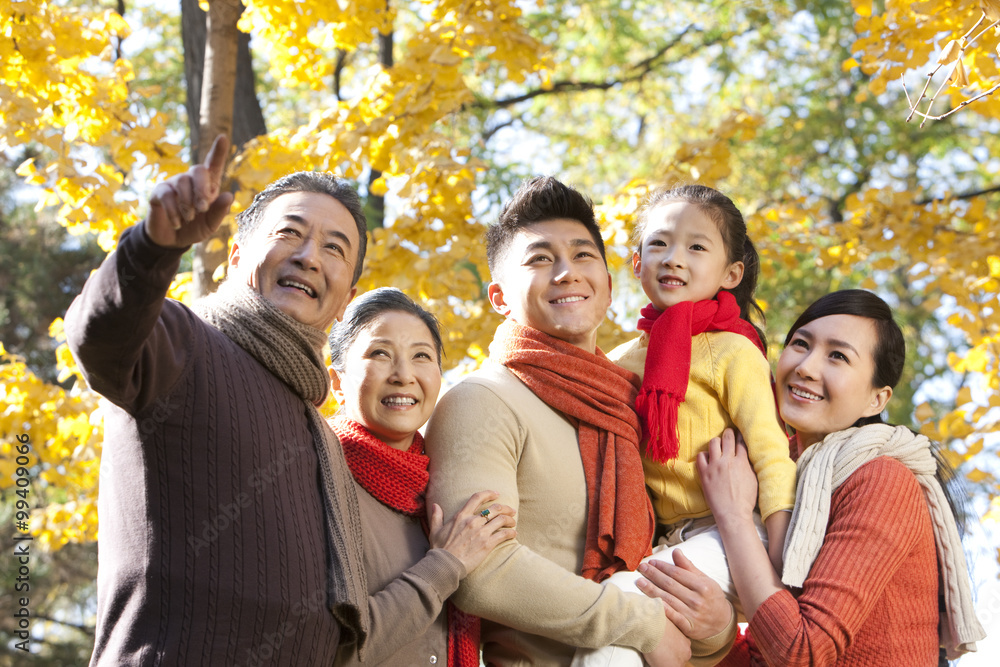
714,335,796,520
689,615,739,667
64,223,192,414
425,379,668,653
349,549,465,664
748,458,927,665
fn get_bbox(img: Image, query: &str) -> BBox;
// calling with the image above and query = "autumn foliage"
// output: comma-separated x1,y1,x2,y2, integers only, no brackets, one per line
2,0,999,559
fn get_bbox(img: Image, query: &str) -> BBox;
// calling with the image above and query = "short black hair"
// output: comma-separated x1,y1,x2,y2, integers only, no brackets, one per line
485,176,606,280
235,171,368,285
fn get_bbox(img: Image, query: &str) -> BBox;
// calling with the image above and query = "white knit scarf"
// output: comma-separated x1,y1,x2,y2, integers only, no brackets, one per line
195,280,371,653
782,423,985,659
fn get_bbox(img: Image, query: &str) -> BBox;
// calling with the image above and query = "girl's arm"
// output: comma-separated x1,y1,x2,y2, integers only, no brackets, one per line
714,335,796,529
763,510,790,574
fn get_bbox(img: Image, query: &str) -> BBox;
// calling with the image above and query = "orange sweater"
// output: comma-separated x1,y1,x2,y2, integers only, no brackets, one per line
733,457,940,666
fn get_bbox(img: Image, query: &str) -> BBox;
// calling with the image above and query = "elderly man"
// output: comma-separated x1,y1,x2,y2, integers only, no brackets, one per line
425,176,737,666
66,137,369,665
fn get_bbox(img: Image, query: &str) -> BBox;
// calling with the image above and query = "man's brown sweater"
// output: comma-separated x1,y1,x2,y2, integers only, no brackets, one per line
66,226,347,666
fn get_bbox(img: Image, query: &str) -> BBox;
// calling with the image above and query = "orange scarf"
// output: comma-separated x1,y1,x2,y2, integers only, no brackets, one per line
330,416,480,667
491,320,654,582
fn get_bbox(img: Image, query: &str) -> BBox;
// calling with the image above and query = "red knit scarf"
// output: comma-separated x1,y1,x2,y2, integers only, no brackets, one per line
491,319,655,582
636,290,765,462
332,416,429,516
330,416,480,666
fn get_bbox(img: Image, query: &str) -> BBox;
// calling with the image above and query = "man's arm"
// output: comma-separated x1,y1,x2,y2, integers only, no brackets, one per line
64,136,233,413
425,379,667,653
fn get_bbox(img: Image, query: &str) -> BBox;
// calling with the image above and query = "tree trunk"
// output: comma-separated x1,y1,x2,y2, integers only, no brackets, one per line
367,26,393,229
182,0,266,297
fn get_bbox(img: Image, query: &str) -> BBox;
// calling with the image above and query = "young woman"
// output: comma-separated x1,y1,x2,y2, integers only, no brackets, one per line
327,287,517,666
697,290,985,665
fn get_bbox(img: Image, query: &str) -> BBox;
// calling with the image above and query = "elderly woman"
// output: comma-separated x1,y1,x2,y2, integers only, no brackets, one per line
692,290,986,665
327,287,517,665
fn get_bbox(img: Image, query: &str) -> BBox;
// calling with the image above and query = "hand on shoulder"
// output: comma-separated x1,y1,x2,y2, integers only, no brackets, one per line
427,490,516,575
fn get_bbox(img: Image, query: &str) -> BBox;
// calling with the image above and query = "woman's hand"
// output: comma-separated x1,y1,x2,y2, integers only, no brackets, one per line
697,428,758,525
636,550,734,640
427,490,516,575
697,428,787,620
642,616,691,667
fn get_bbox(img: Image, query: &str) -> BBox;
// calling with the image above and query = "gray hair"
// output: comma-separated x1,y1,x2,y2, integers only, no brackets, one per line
328,288,443,371
235,171,369,285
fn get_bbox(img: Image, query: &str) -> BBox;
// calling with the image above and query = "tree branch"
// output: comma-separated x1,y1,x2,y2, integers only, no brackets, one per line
333,48,349,101
482,118,517,145
470,25,747,111
34,614,94,634
916,184,1000,205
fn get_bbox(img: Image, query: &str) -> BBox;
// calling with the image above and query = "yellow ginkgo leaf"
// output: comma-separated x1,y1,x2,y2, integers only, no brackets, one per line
936,40,961,66
947,59,969,87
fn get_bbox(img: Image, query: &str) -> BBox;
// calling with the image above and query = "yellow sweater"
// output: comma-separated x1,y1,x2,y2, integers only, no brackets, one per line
609,331,796,525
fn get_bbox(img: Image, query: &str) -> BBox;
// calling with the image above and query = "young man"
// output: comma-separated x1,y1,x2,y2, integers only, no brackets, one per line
66,136,371,665
425,177,736,666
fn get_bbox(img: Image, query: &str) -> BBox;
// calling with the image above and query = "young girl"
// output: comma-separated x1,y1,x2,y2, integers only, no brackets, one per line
574,185,795,666
327,287,517,666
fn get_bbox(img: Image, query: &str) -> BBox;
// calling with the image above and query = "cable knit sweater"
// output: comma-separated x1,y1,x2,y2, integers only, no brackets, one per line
609,332,795,524
748,457,939,665
65,226,353,666
425,359,736,666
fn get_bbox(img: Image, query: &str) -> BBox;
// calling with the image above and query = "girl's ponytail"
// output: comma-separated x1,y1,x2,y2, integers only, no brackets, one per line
725,234,766,348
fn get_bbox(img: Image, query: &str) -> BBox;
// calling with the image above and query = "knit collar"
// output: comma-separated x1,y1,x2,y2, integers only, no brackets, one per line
330,416,429,517
194,280,329,405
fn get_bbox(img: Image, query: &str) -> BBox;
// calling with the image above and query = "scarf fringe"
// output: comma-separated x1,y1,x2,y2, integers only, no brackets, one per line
636,388,681,461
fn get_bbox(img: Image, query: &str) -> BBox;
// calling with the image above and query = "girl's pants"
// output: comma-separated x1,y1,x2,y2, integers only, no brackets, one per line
570,513,767,667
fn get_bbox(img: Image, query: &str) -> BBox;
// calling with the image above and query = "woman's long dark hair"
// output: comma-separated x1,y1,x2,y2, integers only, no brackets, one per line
785,290,969,665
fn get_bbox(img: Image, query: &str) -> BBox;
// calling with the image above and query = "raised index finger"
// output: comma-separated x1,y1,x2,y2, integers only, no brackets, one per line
204,134,230,183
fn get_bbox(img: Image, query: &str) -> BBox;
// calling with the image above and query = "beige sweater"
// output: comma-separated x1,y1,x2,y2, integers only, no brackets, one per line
426,360,735,666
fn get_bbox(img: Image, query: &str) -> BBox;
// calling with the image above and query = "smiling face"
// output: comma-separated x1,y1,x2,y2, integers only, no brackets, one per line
331,310,443,451
776,314,893,451
228,191,360,330
632,201,744,311
487,218,613,352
